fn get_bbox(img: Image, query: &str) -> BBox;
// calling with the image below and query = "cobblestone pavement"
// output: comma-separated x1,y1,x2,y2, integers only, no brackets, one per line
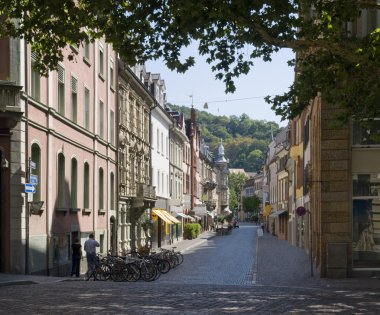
1,223,380,314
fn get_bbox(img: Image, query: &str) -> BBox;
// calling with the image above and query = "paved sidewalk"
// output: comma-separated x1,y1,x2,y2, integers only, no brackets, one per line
161,229,216,253
257,228,380,290
0,229,217,286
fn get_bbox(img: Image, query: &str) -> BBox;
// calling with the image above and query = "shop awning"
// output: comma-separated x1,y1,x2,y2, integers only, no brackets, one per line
207,210,216,218
176,213,193,220
152,209,180,224
165,211,181,224
269,210,287,218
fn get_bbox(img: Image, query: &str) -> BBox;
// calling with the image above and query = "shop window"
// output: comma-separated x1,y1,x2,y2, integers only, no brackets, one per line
31,143,41,202
353,120,380,146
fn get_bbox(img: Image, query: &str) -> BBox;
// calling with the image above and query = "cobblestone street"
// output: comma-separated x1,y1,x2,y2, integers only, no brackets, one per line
1,223,380,314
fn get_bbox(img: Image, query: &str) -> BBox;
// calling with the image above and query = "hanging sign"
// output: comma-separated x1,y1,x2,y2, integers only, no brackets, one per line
296,206,306,216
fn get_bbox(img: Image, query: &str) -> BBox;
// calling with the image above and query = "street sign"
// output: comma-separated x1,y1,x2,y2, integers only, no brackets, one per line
30,160,36,169
30,174,38,185
25,183,36,194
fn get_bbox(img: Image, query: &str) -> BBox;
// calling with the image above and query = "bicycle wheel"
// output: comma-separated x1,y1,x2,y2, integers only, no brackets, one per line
156,259,171,274
125,262,140,282
94,264,111,281
169,255,179,268
110,263,127,282
175,252,184,265
140,262,157,282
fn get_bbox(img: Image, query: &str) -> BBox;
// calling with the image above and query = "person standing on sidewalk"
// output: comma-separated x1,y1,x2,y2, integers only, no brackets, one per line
71,238,82,277
84,233,99,273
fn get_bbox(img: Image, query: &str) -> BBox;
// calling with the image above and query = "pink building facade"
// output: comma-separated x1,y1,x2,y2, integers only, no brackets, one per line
0,37,117,275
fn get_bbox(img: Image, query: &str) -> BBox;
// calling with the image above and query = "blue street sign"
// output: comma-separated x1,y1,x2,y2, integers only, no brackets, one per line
30,174,38,185
25,183,36,194
30,161,36,169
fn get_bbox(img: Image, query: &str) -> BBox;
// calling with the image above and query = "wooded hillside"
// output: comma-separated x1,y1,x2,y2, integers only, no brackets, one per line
167,104,283,172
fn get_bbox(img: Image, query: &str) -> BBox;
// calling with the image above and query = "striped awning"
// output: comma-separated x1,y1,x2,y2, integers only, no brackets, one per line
152,209,181,224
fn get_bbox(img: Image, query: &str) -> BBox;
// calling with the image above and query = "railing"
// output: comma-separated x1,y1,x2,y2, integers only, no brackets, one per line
135,183,156,200
0,81,22,110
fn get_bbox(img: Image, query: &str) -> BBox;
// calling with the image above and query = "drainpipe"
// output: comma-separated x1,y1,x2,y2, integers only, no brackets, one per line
24,39,30,275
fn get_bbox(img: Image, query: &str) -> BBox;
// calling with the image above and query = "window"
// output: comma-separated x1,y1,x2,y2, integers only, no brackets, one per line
31,144,41,202
99,168,104,210
58,66,65,115
99,100,104,138
71,158,77,208
166,137,169,158
99,45,104,77
31,52,40,101
110,110,115,145
84,87,90,130
162,172,164,195
161,132,164,154
110,172,115,210
157,170,160,193
58,153,65,208
84,162,90,209
157,129,160,153
71,76,78,123
84,40,90,61
110,59,114,88
353,120,380,146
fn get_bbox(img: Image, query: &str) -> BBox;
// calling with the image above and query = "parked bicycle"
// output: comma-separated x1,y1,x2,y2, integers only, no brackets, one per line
84,254,111,281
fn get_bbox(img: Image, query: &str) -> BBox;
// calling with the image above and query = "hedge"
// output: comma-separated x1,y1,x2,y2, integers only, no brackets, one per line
184,223,201,240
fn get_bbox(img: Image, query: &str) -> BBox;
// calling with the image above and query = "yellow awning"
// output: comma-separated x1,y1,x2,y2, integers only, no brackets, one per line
163,211,181,224
263,204,272,217
152,209,180,224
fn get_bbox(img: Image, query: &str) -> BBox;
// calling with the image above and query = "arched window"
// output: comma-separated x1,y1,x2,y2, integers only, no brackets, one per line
71,158,78,208
31,143,41,202
84,162,90,209
99,167,104,210
58,153,65,207
110,172,115,210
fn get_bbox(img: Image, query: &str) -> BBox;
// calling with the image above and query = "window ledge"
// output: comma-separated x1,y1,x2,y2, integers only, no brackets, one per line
98,209,106,215
83,57,91,67
56,207,69,215
82,208,92,215
98,73,105,81
70,45,79,54
70,207,81,213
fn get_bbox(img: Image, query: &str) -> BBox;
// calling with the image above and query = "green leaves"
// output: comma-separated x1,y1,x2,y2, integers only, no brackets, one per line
1,0,379,121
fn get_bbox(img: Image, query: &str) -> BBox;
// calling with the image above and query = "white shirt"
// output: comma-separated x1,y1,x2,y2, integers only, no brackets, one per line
84,238,99,254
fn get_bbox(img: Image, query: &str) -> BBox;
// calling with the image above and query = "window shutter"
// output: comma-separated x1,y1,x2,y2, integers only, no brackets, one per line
58,66,65,83
71,76,78,93
31,51,38,61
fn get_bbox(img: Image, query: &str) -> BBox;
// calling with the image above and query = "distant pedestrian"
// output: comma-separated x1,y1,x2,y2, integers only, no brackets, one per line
71,238,82,277
84,233,99,273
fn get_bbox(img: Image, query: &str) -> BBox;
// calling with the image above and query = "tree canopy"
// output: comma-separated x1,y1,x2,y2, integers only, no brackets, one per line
1,0,379,121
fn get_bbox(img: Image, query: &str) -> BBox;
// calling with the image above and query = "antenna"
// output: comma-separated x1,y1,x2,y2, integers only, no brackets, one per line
189,94,194,107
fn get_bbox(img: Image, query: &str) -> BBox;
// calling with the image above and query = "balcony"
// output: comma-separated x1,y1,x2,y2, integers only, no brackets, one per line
201,179,217,191
0,81,23,128
205,200,217,210
135,183,156,200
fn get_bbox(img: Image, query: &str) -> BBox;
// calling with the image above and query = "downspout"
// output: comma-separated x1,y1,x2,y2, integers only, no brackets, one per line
24,40,30,275
46,70,50,276
115,61,119,256
149,100,158,247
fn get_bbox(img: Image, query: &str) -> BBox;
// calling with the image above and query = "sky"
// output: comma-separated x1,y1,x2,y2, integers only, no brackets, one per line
146,47,295,127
